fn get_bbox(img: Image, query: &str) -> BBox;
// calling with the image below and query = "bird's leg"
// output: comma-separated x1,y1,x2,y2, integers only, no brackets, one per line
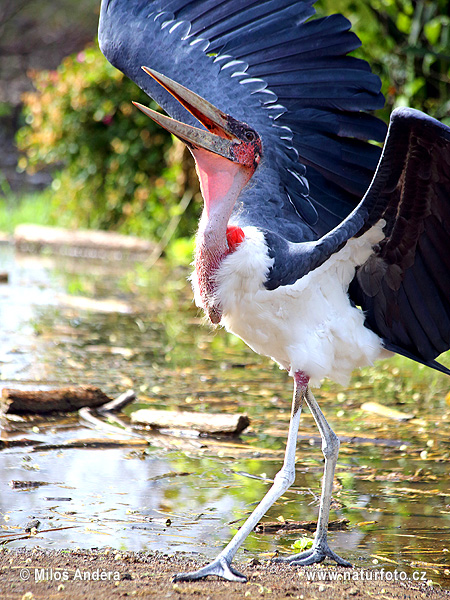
173,371,309,583
273,387,351,567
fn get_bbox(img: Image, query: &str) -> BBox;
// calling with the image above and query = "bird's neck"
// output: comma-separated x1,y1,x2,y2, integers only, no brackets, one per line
192,149,250,324
195,226,246,324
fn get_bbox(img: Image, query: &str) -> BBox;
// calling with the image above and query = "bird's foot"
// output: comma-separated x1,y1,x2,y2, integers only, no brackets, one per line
272,540,352,568
173,555,247,583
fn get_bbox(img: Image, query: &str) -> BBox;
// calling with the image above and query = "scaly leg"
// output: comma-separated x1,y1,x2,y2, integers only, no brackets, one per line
173,371,309,582
273,387,351,567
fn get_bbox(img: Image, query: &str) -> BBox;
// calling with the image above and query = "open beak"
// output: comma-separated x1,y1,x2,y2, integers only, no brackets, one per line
133,67,240,161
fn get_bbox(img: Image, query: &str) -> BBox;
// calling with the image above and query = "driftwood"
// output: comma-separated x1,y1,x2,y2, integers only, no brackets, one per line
360,401,414,421
97,389,136,413
254,518,350,534
14,224,154,261
131,408,250,436
1,386,112,414
0,525,77,545
9,480,53,489
33,437,150,451
0,438,41,449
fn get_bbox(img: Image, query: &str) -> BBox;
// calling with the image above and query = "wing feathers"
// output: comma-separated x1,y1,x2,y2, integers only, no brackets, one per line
265,107,450,372
402,270,445,357
413,253,450,343
100,0,387,237
349,109,450,369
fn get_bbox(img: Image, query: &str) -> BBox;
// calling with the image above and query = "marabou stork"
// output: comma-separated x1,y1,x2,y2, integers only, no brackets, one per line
99,0,450,582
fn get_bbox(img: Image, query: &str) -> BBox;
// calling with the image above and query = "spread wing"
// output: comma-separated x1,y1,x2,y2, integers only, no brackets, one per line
265,108,450,373
99,0,386,240
349,109,450,372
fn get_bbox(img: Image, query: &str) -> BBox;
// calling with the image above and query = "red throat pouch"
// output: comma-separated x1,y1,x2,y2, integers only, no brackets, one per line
226,226,245,253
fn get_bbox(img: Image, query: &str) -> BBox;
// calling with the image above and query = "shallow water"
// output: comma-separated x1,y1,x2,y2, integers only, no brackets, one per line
0,242,449,586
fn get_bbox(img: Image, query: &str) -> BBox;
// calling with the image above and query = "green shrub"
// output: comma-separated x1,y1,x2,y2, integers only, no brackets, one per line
317,0,450,123
17,44,199,239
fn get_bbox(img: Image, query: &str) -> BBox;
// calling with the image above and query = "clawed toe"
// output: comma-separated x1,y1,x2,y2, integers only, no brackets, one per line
272,542,352,568
173,556,247,583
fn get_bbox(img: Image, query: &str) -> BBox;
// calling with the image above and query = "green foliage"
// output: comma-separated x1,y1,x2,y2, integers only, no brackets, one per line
291,537,314,551
165,236,196,267
0,189,58,233
317,0,450,122
17,44,199,239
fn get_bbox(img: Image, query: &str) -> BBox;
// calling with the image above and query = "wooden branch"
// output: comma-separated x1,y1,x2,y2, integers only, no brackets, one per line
0,438,41,449
254,518,350,534
0,525,78,545
97,389,136,413
9,480,53,489
131,408,250,436
1,386,112,414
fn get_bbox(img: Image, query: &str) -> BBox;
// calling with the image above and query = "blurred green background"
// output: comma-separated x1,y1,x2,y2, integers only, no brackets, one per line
0,0,449,257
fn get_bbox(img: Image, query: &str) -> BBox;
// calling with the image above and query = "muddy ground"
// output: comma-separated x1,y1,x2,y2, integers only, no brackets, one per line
0,548,448,600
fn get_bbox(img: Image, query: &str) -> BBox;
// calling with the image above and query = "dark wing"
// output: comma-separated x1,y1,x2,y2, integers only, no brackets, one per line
216,11,387,234
99,0,386,239
350,109,450,373
266,108,450,374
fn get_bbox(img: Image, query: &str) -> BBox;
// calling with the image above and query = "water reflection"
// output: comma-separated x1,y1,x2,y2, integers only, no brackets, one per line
0,243,449,586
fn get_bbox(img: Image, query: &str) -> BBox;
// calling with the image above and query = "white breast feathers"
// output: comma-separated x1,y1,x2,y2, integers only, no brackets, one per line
193,223,389,387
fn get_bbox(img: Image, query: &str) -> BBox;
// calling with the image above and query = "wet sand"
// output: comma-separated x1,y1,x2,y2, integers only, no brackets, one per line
1,548,448,600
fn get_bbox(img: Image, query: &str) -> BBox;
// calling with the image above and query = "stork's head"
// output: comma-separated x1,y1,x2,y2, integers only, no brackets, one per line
133,67,262,220
134,68,262,324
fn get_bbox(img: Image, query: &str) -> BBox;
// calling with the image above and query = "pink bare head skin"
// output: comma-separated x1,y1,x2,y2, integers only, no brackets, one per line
191,132,261,324
131,68,262,324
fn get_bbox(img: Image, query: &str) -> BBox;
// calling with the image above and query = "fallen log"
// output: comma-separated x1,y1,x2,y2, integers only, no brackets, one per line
254,518,350,534
1,386,112,414
131,408,250,436
14,224,154,261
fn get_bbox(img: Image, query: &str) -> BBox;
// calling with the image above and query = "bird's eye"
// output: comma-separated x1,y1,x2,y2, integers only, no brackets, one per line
244,130,256,142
